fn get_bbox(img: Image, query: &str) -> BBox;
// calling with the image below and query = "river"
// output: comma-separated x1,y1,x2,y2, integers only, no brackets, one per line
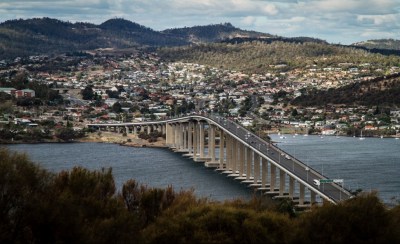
5,134,400,204
5,142,254,202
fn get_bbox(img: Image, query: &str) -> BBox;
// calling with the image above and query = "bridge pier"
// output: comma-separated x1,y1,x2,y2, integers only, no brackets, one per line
193,123,199,161
279,170,286,196
218,129,225,170
239,143,245,177
245,146,252,181
261,157,268,189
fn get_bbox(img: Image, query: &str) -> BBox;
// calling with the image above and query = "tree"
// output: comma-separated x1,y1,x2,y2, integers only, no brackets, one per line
55,127,83,141
291,108,298,117
112,102,122,113
81,86,94,100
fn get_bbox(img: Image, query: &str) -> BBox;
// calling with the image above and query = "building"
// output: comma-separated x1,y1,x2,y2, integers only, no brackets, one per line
15,89,35,98
0,87,17,96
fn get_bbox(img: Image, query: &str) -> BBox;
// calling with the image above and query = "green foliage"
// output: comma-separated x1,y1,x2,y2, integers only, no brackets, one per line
295,193,396,243
81,85,94,100
159,41,400,75
143,199,293,243
292,73,400,106
0,101,13,114
54,127,84,141
0,148,140,243
112,102,122,113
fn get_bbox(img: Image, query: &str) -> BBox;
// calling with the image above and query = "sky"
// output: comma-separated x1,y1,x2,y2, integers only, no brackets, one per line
0,0,399,44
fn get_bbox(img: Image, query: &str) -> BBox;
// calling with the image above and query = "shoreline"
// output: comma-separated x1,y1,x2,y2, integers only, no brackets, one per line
1,132,168,148
2,131,399,146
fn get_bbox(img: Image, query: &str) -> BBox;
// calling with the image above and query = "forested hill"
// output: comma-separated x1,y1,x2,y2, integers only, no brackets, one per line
158,41,400,74
162,23,274,43
0,18,189,59
353,39,400,51
292,73,400,106
0,18,274,59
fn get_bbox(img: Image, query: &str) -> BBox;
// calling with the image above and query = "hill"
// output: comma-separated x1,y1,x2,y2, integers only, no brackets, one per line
291,73,400,106
162,22,274,43
0,18,188,59
0,18,275,59
353,39,400,51
158,41,400,74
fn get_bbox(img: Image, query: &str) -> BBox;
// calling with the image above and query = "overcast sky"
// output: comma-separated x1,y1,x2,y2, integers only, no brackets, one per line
0,0,399,44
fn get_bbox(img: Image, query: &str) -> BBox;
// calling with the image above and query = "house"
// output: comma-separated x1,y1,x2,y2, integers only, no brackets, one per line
0,87,17,96
15,89,35,98
104,98,118,107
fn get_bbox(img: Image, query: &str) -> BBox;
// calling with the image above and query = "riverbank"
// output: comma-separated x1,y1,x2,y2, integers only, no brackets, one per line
78,131,167,148
1,131,167,148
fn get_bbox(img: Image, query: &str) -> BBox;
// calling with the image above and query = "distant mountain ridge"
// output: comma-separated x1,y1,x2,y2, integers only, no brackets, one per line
162,22,274,43
353,39,400,51
1,17,398,60
0,18,273,59
0,18,188,59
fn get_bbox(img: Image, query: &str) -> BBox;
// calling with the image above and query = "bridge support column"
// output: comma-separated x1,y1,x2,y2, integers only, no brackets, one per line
246,147,252,180
239,143,245,177
141,126,145,133
209,125,216,162
270,164,276,192
279,169,286,196
193,122,198,160
174,124,179,149
311,191,317,205
225,135,232,171
219,130,225,169
165,123,172,146
231,139,237,173
182,124,186,150
179,123,184,150
133,126,137,136
199,122,205,158
261,157,268,188
254,153,260,185
147,125,151,134
289,177,295,198
299,184,305,205
188,122,193,154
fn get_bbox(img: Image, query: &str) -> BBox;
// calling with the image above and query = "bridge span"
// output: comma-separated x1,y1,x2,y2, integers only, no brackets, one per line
87,114,353,206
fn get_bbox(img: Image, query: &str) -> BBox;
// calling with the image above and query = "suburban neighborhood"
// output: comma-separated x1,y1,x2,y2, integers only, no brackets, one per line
1,50,400,143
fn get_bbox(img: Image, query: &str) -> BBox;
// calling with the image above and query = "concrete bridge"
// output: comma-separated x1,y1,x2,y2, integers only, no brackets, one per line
87,114,353,207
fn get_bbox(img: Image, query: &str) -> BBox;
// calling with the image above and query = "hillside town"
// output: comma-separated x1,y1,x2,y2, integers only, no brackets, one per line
1,50,400,143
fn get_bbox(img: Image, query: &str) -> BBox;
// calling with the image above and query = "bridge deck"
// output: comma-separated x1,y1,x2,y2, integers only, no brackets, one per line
87,114,354,204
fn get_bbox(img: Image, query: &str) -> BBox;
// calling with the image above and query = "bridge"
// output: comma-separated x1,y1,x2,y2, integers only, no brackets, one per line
87,114,353,207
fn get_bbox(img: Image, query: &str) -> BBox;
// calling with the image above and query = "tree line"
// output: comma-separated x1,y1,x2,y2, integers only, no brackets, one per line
158,41,400,75
292,73,400,106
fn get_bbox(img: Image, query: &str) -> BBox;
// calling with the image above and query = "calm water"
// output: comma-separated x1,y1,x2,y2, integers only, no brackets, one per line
5,143,254,202
5,135,400,204
269,134,400,204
